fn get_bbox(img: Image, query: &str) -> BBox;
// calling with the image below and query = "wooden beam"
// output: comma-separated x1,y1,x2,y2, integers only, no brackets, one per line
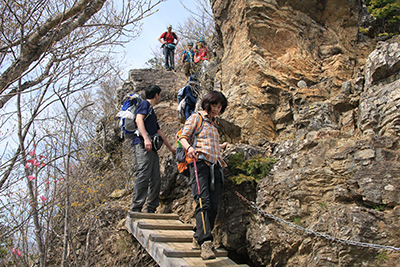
138,222,194,230
163,248,229,258
149,234,193,242
128,211,180,220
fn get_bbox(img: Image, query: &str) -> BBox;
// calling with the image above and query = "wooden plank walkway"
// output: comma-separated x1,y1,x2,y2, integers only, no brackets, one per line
125,212,249,267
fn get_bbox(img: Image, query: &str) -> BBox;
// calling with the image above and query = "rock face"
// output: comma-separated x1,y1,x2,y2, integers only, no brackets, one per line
85,1,400,266
212,0,375,144
252,135,400,266
207,0,400,266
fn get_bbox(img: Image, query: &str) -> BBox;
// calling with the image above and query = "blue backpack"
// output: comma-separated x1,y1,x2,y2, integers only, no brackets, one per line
182,50,194,63
177,86,186,103
117,94,151,137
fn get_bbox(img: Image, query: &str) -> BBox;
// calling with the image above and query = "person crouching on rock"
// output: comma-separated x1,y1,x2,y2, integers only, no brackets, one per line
178,91,228,260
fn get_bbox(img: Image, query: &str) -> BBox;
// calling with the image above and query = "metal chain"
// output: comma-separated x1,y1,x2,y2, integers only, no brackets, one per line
234,191,400,252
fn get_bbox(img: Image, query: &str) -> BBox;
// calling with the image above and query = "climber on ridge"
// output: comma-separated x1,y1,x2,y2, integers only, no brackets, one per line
194,37,209,65
158,25,179,71
181,41,196,77
182,75,200,120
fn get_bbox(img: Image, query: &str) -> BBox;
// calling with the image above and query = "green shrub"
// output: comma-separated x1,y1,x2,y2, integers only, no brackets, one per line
373,204,385,211
319,201,328,210
375,251,388,262
228,153,277,185
292,217,302,226
366,0,400,35
359,27,369,34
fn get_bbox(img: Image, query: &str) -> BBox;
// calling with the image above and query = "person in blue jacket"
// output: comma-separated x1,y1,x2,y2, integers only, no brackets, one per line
181,42,195,77
183,75,199,120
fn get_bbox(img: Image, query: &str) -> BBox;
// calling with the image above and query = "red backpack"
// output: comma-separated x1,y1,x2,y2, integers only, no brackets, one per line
175,113,204,176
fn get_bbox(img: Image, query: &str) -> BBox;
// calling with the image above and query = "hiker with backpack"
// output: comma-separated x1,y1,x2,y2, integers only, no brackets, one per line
178,91,228,260
181,41,195,77
194,37,209,65
158,25,179,71
182,75,199,120
130,85,175,214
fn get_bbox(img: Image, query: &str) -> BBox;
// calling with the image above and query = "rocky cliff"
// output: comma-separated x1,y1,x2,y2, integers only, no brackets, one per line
72,1,400,266
209,0,400,266
212,0,376,144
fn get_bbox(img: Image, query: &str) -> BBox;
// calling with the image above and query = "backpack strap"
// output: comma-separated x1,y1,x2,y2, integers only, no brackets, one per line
163,31,176,40
192,112,204,148
144,104,152,121
133,101,153,137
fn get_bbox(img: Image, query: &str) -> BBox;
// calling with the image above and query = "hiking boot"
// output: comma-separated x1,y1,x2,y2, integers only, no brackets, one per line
131,207,141,213
192,237,200,250
200,241,215,260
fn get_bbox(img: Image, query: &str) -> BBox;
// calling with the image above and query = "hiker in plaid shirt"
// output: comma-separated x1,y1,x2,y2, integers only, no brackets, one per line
179,91,228,260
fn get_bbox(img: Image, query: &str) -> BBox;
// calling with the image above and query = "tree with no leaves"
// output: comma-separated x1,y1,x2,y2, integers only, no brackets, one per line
0,1,163,266
0,0,163,109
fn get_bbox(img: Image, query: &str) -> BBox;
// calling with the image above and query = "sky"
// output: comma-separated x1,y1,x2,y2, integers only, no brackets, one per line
119,0,196,71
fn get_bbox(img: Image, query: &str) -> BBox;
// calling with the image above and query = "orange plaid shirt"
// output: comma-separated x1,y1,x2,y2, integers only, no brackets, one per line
180,111,226,167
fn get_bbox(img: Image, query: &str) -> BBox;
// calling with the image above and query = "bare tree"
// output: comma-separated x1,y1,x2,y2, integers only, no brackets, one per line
0,0,163,109
0,0,163,191
145,46,165,69
57,95,94,267
177,0,215,45
0,1,163,266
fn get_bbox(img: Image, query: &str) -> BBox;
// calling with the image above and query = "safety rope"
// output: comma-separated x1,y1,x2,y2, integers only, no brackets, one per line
234,191,400,252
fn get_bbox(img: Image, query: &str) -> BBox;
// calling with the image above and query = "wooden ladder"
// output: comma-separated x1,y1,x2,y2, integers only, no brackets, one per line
126,212,249,267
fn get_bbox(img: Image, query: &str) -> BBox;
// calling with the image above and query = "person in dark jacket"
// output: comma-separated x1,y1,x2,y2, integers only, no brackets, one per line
183,75,199,120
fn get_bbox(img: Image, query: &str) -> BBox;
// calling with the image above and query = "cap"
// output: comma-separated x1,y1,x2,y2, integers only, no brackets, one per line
188,75,198,84
187,41,193,46
167,25,172,29
199,37,204,42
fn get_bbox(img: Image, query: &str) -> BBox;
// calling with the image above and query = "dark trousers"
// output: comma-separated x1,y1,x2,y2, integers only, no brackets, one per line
189,160,223,245
163,46,175,70
184,103,195,120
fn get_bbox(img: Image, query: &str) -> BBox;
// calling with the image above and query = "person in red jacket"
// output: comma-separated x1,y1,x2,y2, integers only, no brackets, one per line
194,37,209,65
158,25,179,71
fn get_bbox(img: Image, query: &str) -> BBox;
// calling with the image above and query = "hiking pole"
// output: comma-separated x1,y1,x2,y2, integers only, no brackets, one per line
193,158,207,235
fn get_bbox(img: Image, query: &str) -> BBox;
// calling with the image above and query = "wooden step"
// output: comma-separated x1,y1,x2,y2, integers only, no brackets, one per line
182,265,249,267
149,234,192,242
128,211,179,220
126,213,249,266
163,248,228,258
137,221,193,230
